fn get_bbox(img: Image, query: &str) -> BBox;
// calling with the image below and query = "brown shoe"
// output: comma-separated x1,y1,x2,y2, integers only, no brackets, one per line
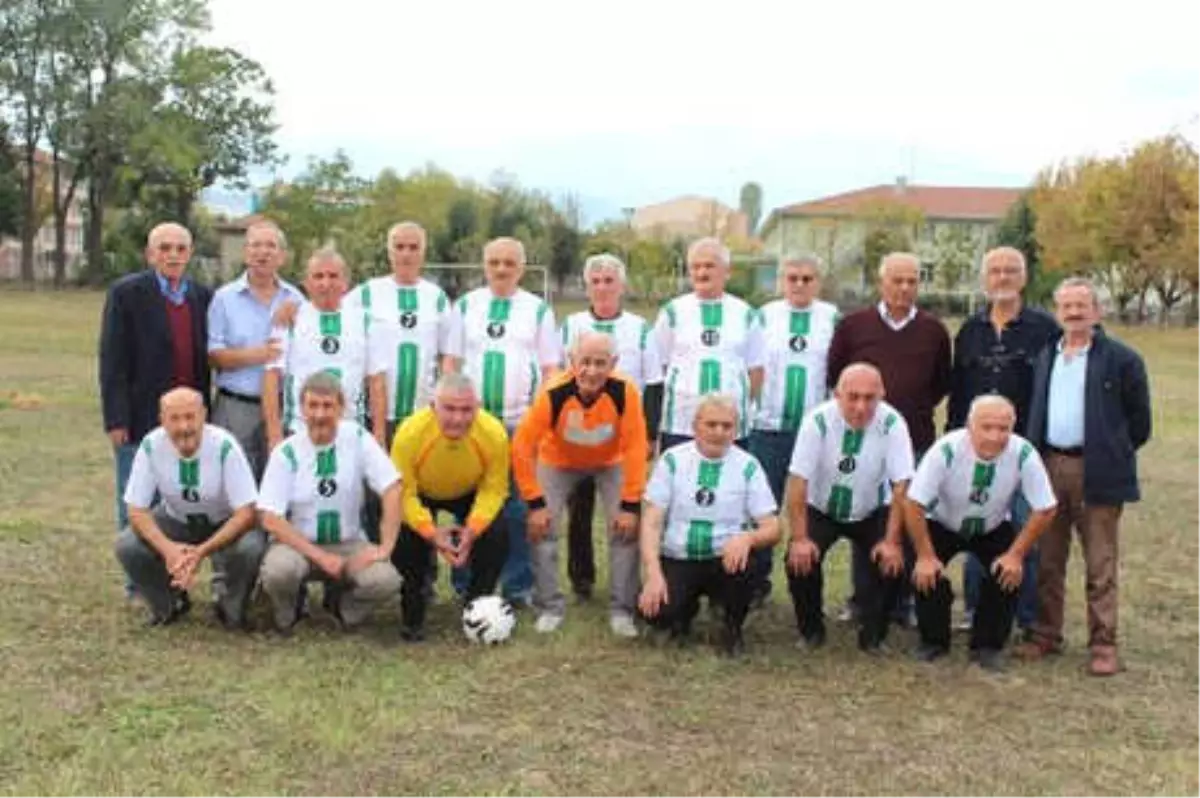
1014,637,1060,661
1089,645,1120,677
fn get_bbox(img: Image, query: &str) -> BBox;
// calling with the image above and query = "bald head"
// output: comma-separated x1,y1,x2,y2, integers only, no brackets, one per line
160,386,204,414
836,363,884,394
834,363,885,429
159,387,206,456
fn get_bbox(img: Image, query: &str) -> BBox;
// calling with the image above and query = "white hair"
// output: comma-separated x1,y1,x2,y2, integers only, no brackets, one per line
147,222,193,249
570,330,618,359
980,246,1026,277
387,221,427,248
878,251,920,278
694,392,739,421
687,237,730,267
1053,276,1101,308
306,246,347,275
435,371,476,397
967,394,1015,425
245,219,287,250
484,237,527,265
583,253,627,283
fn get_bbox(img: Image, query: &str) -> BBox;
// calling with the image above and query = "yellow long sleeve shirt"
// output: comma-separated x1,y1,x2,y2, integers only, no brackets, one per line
389,407,510,539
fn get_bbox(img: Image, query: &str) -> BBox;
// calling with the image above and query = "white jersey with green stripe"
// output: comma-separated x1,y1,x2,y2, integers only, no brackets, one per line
654,292,767,438
645,441,777,560
447,286,560,429
124,424,257,525
755,298,840,432
257,421,400,544
560,309,662,389
787,400,914,523
347,276,452,422
908,429,1057,537
268,300,380,436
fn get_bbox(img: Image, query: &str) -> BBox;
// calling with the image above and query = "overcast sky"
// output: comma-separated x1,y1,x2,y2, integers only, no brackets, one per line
206,0,1198,225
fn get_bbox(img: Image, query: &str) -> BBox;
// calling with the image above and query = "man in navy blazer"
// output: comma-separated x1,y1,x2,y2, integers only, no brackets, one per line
1016,276,1151,676
99,222,213,596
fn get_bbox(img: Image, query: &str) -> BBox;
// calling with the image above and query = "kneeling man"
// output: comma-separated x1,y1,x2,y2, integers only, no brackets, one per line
638,394,779,656
785,363,913,653
116,387,264,628
258,372,403,633
906,395,1057,670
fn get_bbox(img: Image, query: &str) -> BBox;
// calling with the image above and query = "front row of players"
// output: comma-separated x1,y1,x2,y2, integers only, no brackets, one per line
117,345,1056,667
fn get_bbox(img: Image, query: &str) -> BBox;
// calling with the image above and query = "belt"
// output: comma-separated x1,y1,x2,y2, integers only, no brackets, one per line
1046,444,1083,458
218,387,262,405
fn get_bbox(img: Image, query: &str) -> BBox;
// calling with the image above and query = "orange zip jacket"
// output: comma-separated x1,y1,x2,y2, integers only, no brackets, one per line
512,372,648,513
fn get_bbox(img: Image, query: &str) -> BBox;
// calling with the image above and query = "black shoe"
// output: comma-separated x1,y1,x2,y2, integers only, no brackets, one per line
796,630,826,651
914,642,949,662
176,590,192,618
970,648,1005,673
295,587,310,620
859,640,892,657
399,625,425,643
573,583,594,602
722,629,746,659
147,591,191,627
213,604,246,632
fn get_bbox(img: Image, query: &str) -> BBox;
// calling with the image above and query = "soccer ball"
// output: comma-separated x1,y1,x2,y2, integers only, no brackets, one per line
461,595,516,644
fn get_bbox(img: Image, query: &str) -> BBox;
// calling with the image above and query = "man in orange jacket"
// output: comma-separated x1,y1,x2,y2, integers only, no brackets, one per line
512,331,649,637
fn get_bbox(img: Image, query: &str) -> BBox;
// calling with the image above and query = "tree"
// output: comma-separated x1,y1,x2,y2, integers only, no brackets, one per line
994,191,1052,304
855,199,925,289
546,194,582,294
920,223,976,291
0,125,20,238
739,181,763,235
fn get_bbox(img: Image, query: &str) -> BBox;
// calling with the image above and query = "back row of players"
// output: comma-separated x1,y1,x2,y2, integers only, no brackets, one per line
107,220,1137,669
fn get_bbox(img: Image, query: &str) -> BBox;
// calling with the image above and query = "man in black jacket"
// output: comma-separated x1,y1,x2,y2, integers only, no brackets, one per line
99,222,213,594
1015,277,1151,676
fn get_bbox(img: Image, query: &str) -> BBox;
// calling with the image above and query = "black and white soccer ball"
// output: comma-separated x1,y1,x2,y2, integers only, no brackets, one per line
461,595,516,644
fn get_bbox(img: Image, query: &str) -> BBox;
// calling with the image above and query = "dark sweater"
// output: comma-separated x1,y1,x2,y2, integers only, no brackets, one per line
164,298,196,389
826,306,952,452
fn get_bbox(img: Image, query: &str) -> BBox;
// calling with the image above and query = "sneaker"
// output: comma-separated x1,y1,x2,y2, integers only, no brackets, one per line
837,603,858,623
914,642,948,663
609,613,638,639
399,625,425,644
534,613,564,634
955,611,974,633
969,648,1005,673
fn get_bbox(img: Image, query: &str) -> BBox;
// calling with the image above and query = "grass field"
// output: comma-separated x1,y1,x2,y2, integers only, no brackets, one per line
0,288,1196,795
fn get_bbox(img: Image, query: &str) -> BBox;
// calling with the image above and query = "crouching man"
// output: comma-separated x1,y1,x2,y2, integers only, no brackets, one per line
637,394,779,656
257,372,403,634
116,387,264,628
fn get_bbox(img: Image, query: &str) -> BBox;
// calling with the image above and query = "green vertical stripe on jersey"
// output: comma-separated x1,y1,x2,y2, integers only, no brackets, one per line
179,459,199,489
316,510,341,544
791,309,812,335
961,461,998,537
665,368,677,429
593,320,615,335
397,287,418,312
826,428,866,521
686,520,714,559
698,459,723,488
316,447,337,478
395,342,419,419
700,302,723,329
318,312,342,337
781,366,807,431
699,360,721,393
482,352,506,419
841,428,865,456
487,298,512,322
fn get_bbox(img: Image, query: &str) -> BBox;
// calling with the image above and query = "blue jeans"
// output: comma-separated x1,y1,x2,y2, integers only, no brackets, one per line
963,493,1039,629
451,461,532,602
747,429,798,599
114,443,137,594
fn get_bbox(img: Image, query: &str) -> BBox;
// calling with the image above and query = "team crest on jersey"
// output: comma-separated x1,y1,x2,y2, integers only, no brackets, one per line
181,487,200,503
400,311,418,329
320,336,340,355
838,456,856,474
969,488,989,505
486,321,506,339
789,334,808,352
701,329,720,346
695,487,716,507
318,477,338,498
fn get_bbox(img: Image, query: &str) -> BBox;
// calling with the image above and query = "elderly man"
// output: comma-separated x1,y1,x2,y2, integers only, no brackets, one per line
751,254,841,605
949,246,1060,634
257,373,403,634
638,394,780,657
1016,277,1151,676
559,253,663,602
207,220,303,477
446,236,562,605
905,396,1057,671
389,373,511,642
654,237,766,450
785,364,913,653
512,331,649,637
263,248,380,450
827,251,951,625
100,223,213,592
116,387,264,628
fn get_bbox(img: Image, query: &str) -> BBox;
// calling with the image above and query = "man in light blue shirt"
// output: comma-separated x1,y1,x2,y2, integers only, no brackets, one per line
1044,340,1088,449
207,220,303,477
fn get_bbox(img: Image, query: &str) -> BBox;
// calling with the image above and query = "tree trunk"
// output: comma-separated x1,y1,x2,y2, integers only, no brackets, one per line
85,176,107,283
52,155,65,287
20,142,37,284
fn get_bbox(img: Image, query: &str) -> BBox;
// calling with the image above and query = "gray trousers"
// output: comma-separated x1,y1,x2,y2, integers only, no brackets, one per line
260,540,402,630
532,464,640,618
211,391,267,479
114,507,266,625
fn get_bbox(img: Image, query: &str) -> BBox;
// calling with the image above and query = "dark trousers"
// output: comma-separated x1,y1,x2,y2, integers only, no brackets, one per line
747,429,797,600
911,520,1019,653
566,475,598,595
641,556,755,637
393,492,509,631
788,507,899,648
963,492,1038,629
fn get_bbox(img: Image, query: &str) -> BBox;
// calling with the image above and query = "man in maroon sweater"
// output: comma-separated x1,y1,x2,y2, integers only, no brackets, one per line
826,251,952,625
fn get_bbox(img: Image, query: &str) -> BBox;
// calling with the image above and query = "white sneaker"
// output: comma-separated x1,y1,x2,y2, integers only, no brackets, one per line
535,613,564,633
610,613,639,639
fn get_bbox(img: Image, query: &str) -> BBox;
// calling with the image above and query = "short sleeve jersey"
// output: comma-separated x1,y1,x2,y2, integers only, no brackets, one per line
560,309,662,389
787,399,914,523
124,424,257,524
654,292,767,439
348,276,452,422
908,429,1057,537
755,298,840,432
258,421,400,544
644,441,777,560
446,286,560,429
